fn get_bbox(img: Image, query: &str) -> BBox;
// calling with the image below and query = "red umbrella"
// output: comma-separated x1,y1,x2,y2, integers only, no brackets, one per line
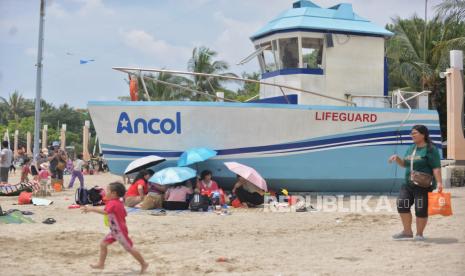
224,162,267,191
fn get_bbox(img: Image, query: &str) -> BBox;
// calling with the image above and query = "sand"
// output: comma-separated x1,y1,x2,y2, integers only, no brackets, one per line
0,172,464,276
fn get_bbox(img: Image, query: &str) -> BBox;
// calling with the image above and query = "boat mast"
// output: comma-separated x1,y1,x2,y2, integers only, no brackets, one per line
33,0,46,161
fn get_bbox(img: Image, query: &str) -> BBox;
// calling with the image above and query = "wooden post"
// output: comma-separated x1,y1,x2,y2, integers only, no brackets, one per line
26,132,32,157
42,125,48,150
13,130,19,158
60,124,66,150
446,67,465,161
83,120,90,161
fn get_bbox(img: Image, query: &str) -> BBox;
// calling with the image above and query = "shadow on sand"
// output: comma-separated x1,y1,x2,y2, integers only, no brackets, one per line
424,237,460,244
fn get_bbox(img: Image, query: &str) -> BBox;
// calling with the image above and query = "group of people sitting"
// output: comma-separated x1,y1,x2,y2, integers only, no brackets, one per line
123,169,266,210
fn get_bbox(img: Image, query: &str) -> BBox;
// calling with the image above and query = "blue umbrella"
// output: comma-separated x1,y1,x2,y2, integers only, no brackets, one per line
177,147,217,167
149,167,197,185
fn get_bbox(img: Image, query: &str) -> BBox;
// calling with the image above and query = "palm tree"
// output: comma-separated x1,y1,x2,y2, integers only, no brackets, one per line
187,46,237,100
0,90,30,122
436,0,465,21
386,13,465,140
141,72,192,101
387,14,465,102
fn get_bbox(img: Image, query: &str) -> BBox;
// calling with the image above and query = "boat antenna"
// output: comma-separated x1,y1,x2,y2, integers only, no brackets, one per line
33,0,46,161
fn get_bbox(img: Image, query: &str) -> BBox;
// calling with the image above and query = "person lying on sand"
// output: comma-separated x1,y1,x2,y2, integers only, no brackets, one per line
83,182,149,274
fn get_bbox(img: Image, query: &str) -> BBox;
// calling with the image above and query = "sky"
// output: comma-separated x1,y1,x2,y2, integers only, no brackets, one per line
0,0,442,108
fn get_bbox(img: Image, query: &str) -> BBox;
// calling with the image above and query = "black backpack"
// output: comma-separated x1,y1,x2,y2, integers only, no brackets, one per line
189,193,209,212
75,187,89,205
88,186,105,206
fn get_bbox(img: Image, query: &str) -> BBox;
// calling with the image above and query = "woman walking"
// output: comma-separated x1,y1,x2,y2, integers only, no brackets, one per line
69,154,86,188
389,125,443,241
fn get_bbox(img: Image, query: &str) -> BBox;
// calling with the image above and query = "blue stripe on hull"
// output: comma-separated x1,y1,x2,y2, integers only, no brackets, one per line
107,145,417,192
102,129,441,158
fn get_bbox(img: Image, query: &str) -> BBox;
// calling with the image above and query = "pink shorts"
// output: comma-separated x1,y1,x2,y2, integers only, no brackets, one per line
103,232,133,251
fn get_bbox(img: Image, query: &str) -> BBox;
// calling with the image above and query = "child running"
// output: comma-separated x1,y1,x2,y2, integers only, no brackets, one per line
83,182,148,274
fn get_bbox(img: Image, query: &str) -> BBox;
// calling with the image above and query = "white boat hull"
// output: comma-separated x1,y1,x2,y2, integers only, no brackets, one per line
88,101,442,192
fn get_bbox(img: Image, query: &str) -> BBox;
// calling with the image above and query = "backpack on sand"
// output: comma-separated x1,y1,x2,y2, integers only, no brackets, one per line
189,193,209,212
75,187,89,205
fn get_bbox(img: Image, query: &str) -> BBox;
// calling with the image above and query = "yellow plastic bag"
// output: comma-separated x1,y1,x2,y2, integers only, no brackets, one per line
103,214,109,227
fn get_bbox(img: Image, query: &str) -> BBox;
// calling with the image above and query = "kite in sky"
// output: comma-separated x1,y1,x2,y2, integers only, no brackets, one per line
79,59,95,64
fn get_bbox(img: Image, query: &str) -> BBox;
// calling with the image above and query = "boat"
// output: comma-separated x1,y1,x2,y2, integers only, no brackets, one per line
88,1,442,192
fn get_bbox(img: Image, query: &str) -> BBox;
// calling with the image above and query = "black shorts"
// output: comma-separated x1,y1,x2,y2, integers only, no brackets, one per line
397,184,433,218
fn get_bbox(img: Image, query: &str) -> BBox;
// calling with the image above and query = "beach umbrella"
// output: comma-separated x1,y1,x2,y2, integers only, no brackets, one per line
177,147,217,167
124,155,165,175
224,162,267,191
149,167,196,185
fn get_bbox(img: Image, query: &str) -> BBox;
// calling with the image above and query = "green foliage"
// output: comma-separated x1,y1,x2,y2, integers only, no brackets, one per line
0,93,95,153
386,7,465,140
235,72,260,102
0,90,34,122
187,46,238,101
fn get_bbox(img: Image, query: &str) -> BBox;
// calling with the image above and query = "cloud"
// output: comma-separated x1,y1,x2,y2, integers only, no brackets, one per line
121,29,191,67
212,11,262,72
47,0,114,18
76,0,114,16
47,1,69,18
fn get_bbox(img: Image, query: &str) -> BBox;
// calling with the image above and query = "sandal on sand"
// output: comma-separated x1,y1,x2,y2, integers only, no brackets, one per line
392,232,413,240
151,210,167,216
42,218,56,224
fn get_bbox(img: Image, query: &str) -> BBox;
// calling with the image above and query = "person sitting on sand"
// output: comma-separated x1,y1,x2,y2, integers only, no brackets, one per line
83,182,148,274
232,175,265,208
163,180,193,210
124,169,154,207
196,170,219,194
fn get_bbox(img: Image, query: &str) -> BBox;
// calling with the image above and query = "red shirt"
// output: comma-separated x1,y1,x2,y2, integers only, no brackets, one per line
125,179,148,197
104,198,128,236
198,180,219,196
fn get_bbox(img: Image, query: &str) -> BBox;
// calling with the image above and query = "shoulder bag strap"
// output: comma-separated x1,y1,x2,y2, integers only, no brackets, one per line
410,146,417,173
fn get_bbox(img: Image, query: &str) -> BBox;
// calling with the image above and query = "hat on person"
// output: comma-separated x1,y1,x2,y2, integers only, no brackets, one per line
40,162,50,170
52,141,60,147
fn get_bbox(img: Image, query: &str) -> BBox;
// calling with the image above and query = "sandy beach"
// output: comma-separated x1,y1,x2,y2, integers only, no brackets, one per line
0,173,464,276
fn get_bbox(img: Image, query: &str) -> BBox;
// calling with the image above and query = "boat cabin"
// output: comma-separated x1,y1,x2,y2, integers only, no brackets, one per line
250,0,393,106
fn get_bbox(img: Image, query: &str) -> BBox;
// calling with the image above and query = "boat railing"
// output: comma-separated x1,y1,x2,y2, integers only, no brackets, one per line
392,89,431,109
113,67,356,106
346,90,431,109
345,94,392,108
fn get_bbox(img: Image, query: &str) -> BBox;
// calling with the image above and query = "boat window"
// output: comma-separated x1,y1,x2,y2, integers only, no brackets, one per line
279,37,299,69
301,37,323,69
258,42,277,72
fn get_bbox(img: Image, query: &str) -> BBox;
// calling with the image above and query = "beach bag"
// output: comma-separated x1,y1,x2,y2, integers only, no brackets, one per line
53,182,62,192
75,187,89,205
428,192,453,216
18,191,32,205
88,186,105,206
410,146,433,188
190,193,209,212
